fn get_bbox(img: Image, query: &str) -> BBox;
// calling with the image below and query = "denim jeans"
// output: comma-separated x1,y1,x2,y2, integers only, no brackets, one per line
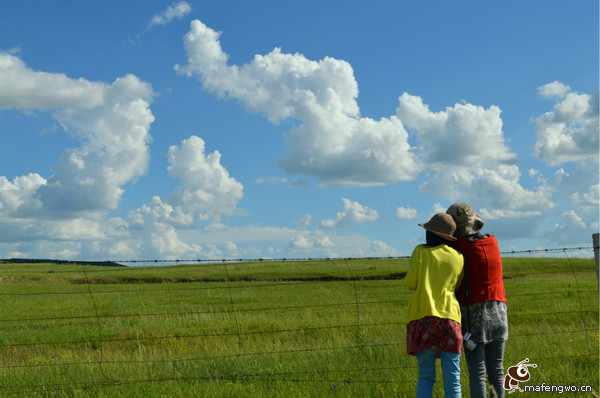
416,349,461,398
464,340,506,398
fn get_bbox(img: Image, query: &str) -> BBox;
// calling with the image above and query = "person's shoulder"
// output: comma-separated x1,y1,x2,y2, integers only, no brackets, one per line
411,244,427,253
480,234,499,245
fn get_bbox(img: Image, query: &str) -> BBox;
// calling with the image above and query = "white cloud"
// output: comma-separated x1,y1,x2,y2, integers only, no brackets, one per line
147,1,191,29
421,165,555,219
395,206,417,219
223,240,239,257
432,202,448,214
553,168,569,183
125,135,244,256
288,231,335,253
281,114,418,187
0,174,45,216
315,235,334,249
368,240,402,257
129,196,193,228
289,235,314,250
39,74,154,213
533,87,599,165
0,212,137,260
0,55,162,259
0,55,155,216
151,224,201,256
396,93,517,168
176,19,419,187
571,184,599,207
552,209,592,245
294,214,313,229
560,210,586,229
538,81,571,99
127,197,204,258
545,158,599,244
321,198,379,228
254,176,308,186
0,53,105,110
166,135,244,222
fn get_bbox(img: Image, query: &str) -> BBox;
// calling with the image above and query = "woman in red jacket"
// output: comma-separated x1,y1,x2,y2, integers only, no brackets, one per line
446,203,508,398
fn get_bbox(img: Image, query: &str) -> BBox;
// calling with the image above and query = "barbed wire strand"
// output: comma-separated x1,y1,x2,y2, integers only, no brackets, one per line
0,246,596,394
1,246,590,271
107,245,594,265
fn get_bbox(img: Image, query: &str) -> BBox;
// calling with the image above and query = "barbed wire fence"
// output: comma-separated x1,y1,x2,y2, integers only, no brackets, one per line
0,245,597,396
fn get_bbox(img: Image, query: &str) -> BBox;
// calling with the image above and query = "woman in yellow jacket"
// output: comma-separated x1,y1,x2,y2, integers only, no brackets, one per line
406,213,464,398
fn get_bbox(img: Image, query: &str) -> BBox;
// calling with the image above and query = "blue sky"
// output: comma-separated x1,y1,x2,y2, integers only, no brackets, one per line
0,1,597,261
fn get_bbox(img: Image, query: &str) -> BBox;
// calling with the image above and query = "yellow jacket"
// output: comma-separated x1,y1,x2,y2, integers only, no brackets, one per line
405,244,464,323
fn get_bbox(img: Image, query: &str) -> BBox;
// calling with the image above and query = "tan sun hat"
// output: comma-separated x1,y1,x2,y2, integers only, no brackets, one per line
446,202,485,238
418,213,457,242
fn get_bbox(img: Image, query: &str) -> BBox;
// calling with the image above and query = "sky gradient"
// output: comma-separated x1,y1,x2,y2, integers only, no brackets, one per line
0,1,598,262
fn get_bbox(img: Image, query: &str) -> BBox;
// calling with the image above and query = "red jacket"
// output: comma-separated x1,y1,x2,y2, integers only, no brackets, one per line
454,234,506,306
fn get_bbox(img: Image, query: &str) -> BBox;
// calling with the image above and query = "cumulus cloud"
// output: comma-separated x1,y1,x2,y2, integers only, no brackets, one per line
129,196,193,228
0,212,137,260
127,196,203,258
396,93,517,168
175,19,419,187
421,165,555,219
395,206,417,220
321,198,379,228
0,55,159,258
289,232,334,251
39,74,154,213
538,81,571,99
0,55,155,216
147,1,191,29
151,224,201,255
125,135,244,257
533,85,599,165
0,174,45,216
166,135,244,222
0,53,104,110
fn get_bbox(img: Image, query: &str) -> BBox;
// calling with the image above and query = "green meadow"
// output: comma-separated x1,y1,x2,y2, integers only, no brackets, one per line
0,256,597,397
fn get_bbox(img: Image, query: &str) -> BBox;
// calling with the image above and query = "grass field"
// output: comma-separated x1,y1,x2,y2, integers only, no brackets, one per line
0,256,597,397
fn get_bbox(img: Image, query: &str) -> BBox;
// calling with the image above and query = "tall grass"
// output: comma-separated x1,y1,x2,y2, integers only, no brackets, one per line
0,257,596,397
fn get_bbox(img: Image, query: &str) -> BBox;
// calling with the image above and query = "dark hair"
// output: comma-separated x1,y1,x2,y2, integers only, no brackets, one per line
425,230,453,247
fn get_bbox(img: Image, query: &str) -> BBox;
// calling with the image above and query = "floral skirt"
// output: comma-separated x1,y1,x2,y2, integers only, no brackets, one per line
407,316,463,355
461,300,508,343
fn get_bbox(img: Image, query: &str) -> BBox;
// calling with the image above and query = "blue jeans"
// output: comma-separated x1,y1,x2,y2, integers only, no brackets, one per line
416,349,461,398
